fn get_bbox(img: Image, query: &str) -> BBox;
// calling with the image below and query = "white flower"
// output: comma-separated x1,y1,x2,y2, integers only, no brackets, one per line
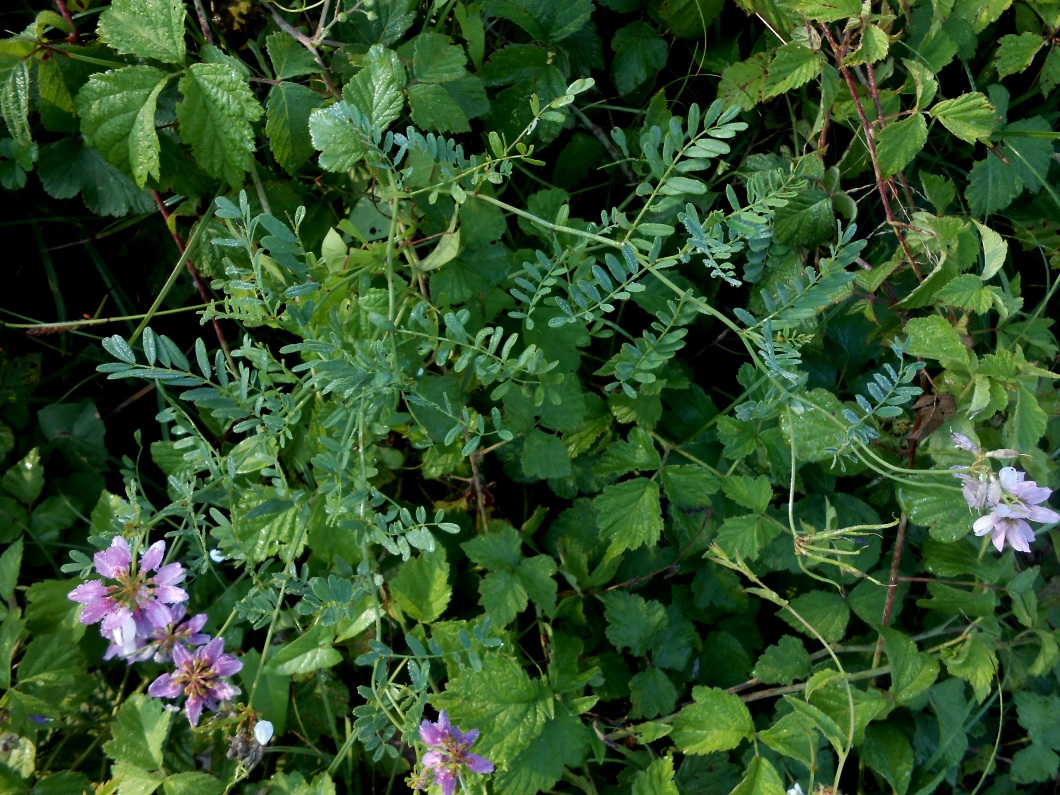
254,720,274,746
786,784,804,795
209,549,226,563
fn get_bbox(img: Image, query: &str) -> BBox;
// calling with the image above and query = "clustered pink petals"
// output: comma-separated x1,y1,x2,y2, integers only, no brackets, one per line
951,436,1058,554
414,710,494,795
106,604,211,664
68,537,188,652
148,637,243,726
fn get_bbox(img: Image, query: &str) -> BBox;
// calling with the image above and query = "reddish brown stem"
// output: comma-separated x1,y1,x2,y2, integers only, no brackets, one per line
53,0,80,43
191,0,215,46
820,24,923,280
872,512,908,668
151,191,231,360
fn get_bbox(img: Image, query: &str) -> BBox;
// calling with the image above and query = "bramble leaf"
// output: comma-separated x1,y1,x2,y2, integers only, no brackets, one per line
875,114,926,177
995,33,1045,79
37,138,154,217
595,477,663,557
391,547,451,623
611,22,667,96
96,0,186,64
103,694,173,769
671,686,754,755
342,44,406,130
763,43,821,99
266,82,327,172
929,92,996,143
177,61,263,187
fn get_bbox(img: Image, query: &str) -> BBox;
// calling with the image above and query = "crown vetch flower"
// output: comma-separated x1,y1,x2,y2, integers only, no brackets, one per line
68,537,188,650
147,636,243,726
106,604,211,663
972,467,1058,553
414,710,494,795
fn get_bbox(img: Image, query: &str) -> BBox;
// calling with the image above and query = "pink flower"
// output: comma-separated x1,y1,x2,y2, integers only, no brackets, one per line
414,711,493,795
148,637,242,726
105,604,210,664
68,537,187,650
971,468,1058,553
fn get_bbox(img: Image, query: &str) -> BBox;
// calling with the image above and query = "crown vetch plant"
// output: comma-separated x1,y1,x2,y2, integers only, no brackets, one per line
1,0,1059,792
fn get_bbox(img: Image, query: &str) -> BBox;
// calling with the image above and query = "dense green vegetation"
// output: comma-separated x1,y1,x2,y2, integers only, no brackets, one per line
1,0,1059,792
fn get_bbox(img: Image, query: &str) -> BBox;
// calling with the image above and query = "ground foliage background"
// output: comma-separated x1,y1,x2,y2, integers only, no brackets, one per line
0,0,1059,792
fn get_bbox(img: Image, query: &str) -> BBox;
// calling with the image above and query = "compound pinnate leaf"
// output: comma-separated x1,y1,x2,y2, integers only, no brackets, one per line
177,62,263,187
929,92,997,143
75,65,170,187
96,0,187,64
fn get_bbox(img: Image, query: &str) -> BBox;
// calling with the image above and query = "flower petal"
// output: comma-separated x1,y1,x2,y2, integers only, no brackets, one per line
185,695,205,726
465,753,494,774
148,673,182,699
95,537,132,578
972,514,996,537
212,653,243,677
140,540,166,572
152,562,186,587
154,585,188,604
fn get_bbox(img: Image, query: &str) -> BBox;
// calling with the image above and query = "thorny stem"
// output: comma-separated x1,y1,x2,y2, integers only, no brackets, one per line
53,0,80,42
819,24,922,280
150,191,233,367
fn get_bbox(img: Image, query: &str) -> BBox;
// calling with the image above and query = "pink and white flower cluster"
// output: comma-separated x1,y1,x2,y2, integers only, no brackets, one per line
951,434,1059,553
68,536,241,726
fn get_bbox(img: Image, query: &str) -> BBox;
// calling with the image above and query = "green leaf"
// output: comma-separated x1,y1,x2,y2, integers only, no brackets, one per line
342,44,406,130
658,0,724,38
464,525,523,569
75,65,170,187
177,60,262,187
903,315,968,365
407,82,471,133
0,537,21,605
773,188,834,246
875,114,926,177
522,429,572,479
2,448,43,504
718,53,769,111
861,723,914,795
929,92,997,143
943,633,997,703
103,694,173,770
721,474,772,513
391,547,451,622
596,427,660,477
264,624,342,675
603,591,667,656
492,705,589,795
715,514,781,561
753,635,811,685
794,0,861,22
266,83,327,173
847,24,889,65
1005,383,1048,451
1,59,30,147
659,465,718,508
763,43,821,99
807,676,887,745
729,757,786,795
594,477,663,557
163,773,224,795
109,763,164,795
995,32,1045,78
972,219,1008,279
671,686,754,755
759,712,819,767
631,756,680,795
96,0,186,64
965,151,1022,216
630,667,679,719
933,274,994,314
1003,117,1055,193
517,554,558,615
309,102,368,171
880,626,939,704
266,32,319,80
611,22,667,96
1041,47,1060,96
37,138,154,217
896,482,972,543
778,591,850,644
433,655,555,767
412,32,468,83
489,0,593,43
1012,743,1060,784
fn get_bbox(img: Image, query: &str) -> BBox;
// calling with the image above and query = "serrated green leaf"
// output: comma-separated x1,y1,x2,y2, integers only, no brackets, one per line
875,113,926,177
631,756,680,795
1003,117,1054,193
177,61,262,187
522,429,572,479
896,482,972,543
847,24,889,65
1005,384,1048,451
880,626,939,704
517,554,557,615
658,0,724,38
595,477,663,557
773,188,834,245
96,0,186,64
807,677,887,745
433,655,554,767
995,32,1045,78
660,465,718,508
266,83,327,173
1012,743,1060,784
603,591,667,656
715,514,781,561
309,102,368,171
611,21,667,96
794,0,861,22
412,31,468,83
753,635,811,685
75,65,170,187
0,538,21,605
904,59,938,110
342,44,405,130
492,705,589,795
163,772,224,795
721,474,772,513
595,426,660,476
1041,47,1060,96
778,591,850,644
929,92,996,143
671,686,754,755
37,138,154,217
630,667,679,719
2,448,43,504
1,59,30,147
763,43,821,99
942,632,997,702
903,315,968,365
861,724,914,795
407,82,471,133
464,525,523,569
103,694,173,769
489,0,593,42
718,53,769,111
109,762,164,795
965,150,1022,216
266,32,319,80
391,547,451,622
934,274,994,314
972,219,1008,279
